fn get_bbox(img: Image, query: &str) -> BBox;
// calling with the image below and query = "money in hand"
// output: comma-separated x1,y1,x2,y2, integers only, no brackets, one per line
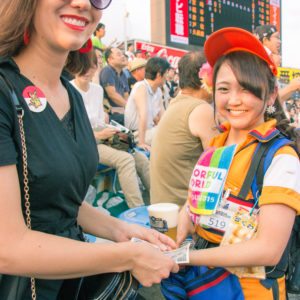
163,242,190,264
131,237,190,264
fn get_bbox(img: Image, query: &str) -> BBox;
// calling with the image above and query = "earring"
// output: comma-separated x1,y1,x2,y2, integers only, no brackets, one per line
23,28,30,45
266,104,276,115
79,38,92,54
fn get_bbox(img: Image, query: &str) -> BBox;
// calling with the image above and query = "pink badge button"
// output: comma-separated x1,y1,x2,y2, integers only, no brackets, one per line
22,86,47,113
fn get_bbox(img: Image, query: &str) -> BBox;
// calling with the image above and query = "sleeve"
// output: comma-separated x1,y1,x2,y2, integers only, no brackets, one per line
121,73,130,93
100,67,115,88
0,84,18,166
259,146,300,214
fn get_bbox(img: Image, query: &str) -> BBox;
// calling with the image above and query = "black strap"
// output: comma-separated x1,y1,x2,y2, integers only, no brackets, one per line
238,142,270,199
0,72,23,115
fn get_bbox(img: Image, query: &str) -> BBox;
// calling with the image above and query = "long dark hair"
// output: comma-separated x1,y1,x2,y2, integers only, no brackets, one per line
212,51,296,141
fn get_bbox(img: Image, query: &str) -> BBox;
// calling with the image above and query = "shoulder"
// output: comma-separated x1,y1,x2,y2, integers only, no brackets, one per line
189,101,214,121
100,66,114,77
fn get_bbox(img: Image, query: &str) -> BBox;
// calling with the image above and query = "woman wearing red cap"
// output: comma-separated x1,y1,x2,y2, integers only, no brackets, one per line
162,27,300,300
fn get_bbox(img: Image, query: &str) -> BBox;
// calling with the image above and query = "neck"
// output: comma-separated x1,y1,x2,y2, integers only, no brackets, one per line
13,40,68,89
146,79,159,92
225,130,248,146
181,87,211,101
110,64,122,74
74,78,89,92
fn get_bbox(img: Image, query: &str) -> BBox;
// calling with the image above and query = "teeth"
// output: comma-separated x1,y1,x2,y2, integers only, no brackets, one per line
228,110,246,116
62,17,86,27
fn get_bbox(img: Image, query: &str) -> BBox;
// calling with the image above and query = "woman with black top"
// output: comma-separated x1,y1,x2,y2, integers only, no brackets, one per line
0,0,178,299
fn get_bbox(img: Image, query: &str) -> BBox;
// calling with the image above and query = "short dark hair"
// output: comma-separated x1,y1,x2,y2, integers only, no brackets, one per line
93,23,105,36
66,50,97,76
178,51,206,89
104,47,113,62
254,25,277,42
145,57,170,80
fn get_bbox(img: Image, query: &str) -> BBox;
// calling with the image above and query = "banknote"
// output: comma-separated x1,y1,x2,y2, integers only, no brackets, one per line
163,242,190,264
131,237,190,264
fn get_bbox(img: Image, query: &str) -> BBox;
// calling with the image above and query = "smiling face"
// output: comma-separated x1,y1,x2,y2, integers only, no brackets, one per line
31,0,102,53
215,62,275,135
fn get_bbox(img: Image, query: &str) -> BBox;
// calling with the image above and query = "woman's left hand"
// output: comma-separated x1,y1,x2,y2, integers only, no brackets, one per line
116,223,177,251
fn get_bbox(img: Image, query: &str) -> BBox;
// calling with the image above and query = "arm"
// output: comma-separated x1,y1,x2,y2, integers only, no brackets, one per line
134,85,150,149
78,201,177,250
188,103,218,150
189,204,295,267
93,127,117,140
153,96,165,125
104,85,127,107
0,165,178,284
278,77,300,104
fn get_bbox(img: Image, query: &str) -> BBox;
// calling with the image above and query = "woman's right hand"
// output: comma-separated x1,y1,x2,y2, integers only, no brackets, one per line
176,203,195,247
130,242,179,287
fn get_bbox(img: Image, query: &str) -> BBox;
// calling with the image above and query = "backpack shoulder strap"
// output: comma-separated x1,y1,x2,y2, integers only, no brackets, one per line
252,136,292,200
238,135,292,202
237,142,269,200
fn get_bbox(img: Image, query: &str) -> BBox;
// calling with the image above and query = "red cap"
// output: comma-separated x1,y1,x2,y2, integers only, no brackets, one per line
204,27,277,76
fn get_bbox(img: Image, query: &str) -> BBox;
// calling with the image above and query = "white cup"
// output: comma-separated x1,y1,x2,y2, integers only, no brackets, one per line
147,203,179,240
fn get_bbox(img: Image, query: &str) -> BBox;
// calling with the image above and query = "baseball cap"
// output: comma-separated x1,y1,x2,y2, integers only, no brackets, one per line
129,58,147,72
204,27,277,76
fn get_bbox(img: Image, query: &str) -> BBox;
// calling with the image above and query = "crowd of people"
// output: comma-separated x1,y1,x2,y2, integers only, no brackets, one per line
0,0,299,300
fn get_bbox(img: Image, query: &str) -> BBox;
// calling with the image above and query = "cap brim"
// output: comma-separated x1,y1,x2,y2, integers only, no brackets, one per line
204,27,277,76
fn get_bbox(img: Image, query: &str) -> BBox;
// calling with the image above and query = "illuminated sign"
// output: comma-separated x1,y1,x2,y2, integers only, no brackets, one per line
166,0,281,47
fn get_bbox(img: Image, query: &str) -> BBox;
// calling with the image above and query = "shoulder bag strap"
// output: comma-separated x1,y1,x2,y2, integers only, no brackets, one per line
0,73,37,300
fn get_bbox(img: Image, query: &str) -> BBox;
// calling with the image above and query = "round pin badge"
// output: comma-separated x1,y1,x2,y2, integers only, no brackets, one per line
22,86,47,113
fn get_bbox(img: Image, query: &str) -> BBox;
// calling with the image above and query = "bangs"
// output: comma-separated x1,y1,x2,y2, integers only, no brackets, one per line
214,51,275,102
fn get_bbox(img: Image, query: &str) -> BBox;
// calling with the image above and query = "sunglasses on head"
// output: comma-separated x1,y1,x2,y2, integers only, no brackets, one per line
90,0,112,10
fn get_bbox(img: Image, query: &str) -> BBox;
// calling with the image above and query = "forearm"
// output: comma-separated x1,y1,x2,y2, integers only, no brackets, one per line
107,91,127,107
189,236,282,268
77,201,130,242
279,85,295,103
1,228,134,279
138,118,147,144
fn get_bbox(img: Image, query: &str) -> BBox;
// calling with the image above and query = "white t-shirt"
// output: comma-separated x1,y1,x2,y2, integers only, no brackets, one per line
70,81,105,129
124,79,162,131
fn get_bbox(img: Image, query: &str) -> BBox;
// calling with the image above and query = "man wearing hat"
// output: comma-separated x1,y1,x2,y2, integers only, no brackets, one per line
128,58,147,93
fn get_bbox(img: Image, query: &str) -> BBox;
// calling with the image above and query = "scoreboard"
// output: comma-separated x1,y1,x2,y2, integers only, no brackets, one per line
166,0,281,48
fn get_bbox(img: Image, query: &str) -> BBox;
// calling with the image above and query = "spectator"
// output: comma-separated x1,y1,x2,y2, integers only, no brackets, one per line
134,49,144,59
150,52,217,207
92,22,107,51
0,0,178,298
254,24,300,104
163,27,300,300
165,67,179,98
128,57,147,92
125,57,170,150
125,42,135,61
100,47,129,124
70,50,150,209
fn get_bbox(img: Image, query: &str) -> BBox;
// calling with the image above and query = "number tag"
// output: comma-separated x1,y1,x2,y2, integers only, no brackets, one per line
199,207,233,232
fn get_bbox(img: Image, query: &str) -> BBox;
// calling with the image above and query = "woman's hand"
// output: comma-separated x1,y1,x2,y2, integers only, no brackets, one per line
176,204,195,247
116,223,177,251
129,242,179,287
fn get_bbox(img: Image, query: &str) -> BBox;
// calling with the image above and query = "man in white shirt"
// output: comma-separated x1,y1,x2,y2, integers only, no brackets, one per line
125,57,170,150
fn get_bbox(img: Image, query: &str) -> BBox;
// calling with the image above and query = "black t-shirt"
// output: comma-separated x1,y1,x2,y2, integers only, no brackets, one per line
0,57,99,298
